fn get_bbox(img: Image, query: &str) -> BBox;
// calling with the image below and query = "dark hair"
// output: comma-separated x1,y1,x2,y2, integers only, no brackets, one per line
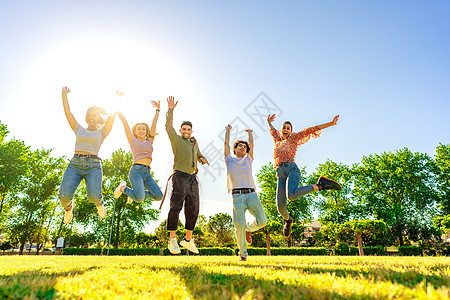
233,140,251,155
181,121,192,129
282,121,293,131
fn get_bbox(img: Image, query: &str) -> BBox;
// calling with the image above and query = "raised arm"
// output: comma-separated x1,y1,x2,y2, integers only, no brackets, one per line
317,115,339,130
246,129,254,159
165,96,178,141
267,114,276,131
224,125,232,157
62,87,77,130
117,111,133,144
149,100,160,142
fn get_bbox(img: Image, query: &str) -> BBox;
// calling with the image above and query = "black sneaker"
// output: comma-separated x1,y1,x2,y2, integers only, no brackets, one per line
317,176,342,191
283,216,294,237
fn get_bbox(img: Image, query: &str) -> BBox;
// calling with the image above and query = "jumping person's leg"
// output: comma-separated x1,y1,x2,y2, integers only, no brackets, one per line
286,164,315,201
143,171,163,201
246,193,268,232
276,166,290,220
179,175,200,254
232,194,249,258
167,172,186,232
124,166,146,203
59,160,83,209
84,158,106,218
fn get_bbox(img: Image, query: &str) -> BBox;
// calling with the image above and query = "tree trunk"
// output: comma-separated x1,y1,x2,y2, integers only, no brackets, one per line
19,243,25,255
115,211,122,248
356,231,364,256
398,232,404,246
266,233,271,256
0,194,5,216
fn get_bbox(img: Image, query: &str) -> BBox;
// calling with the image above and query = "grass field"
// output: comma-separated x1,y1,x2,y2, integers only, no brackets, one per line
1,255,449,299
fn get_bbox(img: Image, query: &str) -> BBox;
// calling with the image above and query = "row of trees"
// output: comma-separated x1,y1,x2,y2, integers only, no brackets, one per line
256,144,450,251
1,118,449,254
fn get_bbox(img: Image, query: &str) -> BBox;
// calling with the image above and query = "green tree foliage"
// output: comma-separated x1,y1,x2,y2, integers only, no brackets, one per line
258,220,283,255
353,148,439,246
206,213,235,247
434,143,450,214
0,121,29,219
308,160,359,224
348,219,387,256
100,149,160,248
6,149,65,254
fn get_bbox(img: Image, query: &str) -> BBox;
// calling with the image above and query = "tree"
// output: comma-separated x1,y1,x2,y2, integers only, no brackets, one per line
435,143,450,215
259,220,282,255
308,160,358,224
348,219,387,256
206,213,235,247
353,148,439,246
0,122,29,218
6,148,65,254
89,149,160,248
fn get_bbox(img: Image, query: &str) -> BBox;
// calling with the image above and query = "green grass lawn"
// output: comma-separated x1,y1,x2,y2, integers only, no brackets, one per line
1,255,449,299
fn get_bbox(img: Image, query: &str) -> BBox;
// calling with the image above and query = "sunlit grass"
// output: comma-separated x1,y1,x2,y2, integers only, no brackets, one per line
1,256,449,299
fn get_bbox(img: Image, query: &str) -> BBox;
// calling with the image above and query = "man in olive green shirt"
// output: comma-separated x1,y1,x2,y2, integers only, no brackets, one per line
165,96,209,254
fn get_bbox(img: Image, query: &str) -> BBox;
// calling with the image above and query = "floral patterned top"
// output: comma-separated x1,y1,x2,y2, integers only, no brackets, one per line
269,126,321,168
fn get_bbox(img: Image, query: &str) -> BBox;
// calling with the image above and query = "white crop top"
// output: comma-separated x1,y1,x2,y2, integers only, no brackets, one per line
74,123,106,155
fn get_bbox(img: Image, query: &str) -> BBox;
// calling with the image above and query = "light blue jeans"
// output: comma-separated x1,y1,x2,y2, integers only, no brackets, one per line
276,162,314,220
123,164,163,203
59,156,103,208
232,192,267,258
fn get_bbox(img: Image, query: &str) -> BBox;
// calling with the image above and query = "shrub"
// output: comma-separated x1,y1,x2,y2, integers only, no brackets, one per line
333,242,350,255
107,248,160,256
234,247,328,256
398,246,422,256
163,247,233,256
349,246,386,256
62,248,103,255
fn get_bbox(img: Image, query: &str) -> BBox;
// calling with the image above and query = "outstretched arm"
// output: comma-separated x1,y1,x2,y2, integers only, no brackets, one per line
149,100,160,142
267,114,276,131
224,125,231,158
165,96,178,141
317,115,339,130
62,87,77,131
117,111,133,144
246,129,254,159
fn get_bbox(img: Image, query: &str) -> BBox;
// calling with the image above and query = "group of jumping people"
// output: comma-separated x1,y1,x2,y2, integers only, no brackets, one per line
59,87,341,261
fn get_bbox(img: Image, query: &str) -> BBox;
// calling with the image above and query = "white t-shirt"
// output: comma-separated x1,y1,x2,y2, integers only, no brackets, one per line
225,153,256,193
74,123,106,155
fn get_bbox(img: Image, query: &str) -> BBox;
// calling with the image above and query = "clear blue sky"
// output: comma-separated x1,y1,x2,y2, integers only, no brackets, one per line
1,1,449,232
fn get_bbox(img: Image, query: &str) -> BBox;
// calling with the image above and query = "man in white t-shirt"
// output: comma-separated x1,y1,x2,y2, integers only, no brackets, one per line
224,125,267,262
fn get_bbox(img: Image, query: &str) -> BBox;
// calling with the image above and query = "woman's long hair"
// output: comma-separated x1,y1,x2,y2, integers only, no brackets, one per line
132,123,152,139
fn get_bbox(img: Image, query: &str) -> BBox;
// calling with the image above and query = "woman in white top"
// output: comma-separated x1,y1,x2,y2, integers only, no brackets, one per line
59,86,116,224
113,99,163,204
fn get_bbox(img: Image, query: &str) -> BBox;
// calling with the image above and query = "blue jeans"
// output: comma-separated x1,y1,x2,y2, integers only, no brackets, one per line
59,156,103,208
232,192,267,258
276,162,314,220
123,164,163,203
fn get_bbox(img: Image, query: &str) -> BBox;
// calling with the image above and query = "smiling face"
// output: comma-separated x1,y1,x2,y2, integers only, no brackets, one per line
234,142,248,158
280,122,292,140
85,108,101,129
133,124,148,140
180,124,192,139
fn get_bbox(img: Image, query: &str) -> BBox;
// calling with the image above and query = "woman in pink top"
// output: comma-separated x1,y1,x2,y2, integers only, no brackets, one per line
113,96,163,204
267,114,342,237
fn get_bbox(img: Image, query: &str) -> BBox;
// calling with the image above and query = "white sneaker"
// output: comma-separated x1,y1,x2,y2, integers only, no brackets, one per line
126,197,133,204
114,181,126,198
63,202,74,224
180,238,199,254
97,204,106,219
168,237,181,254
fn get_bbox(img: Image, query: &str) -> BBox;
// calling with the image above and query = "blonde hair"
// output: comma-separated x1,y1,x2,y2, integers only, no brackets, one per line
86,106,108,129
132,123,153,139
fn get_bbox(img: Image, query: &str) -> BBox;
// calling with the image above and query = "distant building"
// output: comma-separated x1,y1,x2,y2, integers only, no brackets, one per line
300,220,321,245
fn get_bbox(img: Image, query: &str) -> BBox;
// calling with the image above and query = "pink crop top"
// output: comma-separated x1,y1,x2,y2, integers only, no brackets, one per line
130,135,153,162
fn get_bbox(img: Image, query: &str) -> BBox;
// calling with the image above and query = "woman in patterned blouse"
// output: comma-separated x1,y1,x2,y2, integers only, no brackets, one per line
267,114,342,237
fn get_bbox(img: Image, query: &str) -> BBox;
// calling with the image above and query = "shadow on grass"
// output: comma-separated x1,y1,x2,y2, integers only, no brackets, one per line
0,267,98,299
238,262,449,290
